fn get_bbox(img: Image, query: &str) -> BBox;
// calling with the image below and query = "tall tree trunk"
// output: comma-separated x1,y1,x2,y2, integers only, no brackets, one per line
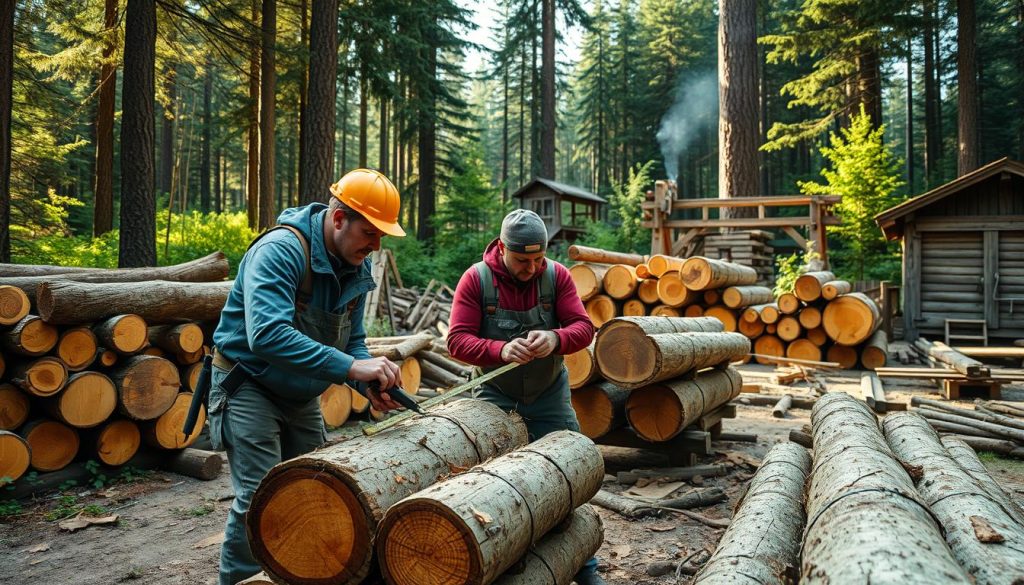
0,0,11,262
379,97,389,175
258,0,276,229
200,64,212,213
519,42,526,188
530,9,540,178
92,0,117,236
718,0,759,217
502,60,509,201
246,0,259,228
358,67,368,168
339,66,349,175
159,67,175,201
906,37,914,191
214,147,222,213
856,47,882,125
956,0,978,175
1019,0,1024,161
540,0,555,179
300,0,337,204
417,43,437,242
924,0,939,187
118,0,157,268
296,0,307,201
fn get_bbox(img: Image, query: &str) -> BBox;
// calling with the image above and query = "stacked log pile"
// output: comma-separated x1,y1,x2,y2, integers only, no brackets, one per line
909,397,1024,460
699,230,774,286
361,249,455,338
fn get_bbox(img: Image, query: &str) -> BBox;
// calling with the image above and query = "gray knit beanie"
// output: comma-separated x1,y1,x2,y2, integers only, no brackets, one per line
500,209,548,253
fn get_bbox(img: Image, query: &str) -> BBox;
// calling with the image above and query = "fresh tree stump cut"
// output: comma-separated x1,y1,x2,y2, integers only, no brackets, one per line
368,332,434,361
568,245,645,266
147,323,204,354
802,393,970,585
246,399,528,585
23,419,80,472
42,371,117,428
491,504,604,585
37,280,234,325
752,336,784,365
571,381,630,439
88,419,141,466
569,264,610,301
0,384,30,430
603,264,641,300
647,254,685,277
787,339,823,363
776,316,802,342
0,430,31,483
738,317,765,339
56,327,99,372
320,384,353,428
108,355,181,421
860,330,888,370
651,305,682,317
566,342,600,389
682,306,703,317
11,356,68,397
823,292,881,346
349,384,370,414
143,392,205,449
777,293,801,315
376,431,604,585
821,280,852,301
703,306,738,332
584,295,618,328
2,315,58,357
93,314,149,355
0,285,30,326
798,306,823,330
622,299,647,317
680,257,758,291
637,278,660,304
625,366,742,441
722,285,773,309
883,413,1024,582
826,344,858,369
760,304,781,324
702,289,721,305
794,271,835,302
399,358,421,394
656,271,701,308
806,327,828,346
692,443,810,584
940,436,1024,525
597,331,749,389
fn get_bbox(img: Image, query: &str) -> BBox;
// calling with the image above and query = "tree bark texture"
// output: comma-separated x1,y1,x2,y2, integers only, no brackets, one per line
722,286,773,309
300,0,338,204
596,331,749,389
92,0,118,235
957,0,979,176
37,280,232,325
915,408,1024,443
540,0,555,179
802,393,970,584
883,413,1024,582
940,436,1024,523
625,366,742,441
258,0,277,229
491,504,603,585
822,292,881,346
246,399,528,585
681,257,758,291
118,0,157,267
571,381,629,439
718,0,759,214
376,431,603,585
568,245,645,266
693,442,810,584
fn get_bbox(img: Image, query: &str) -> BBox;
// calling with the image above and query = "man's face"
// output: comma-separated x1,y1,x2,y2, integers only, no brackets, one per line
330,208,383,266
500,241,546,282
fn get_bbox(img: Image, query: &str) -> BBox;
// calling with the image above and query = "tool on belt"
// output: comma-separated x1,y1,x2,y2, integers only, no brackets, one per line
358,380,425,415
362,361,521,436
182,354,214,438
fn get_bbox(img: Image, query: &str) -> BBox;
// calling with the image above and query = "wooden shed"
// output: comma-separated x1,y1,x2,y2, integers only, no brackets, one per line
875,157,1024,342
511,178,606,244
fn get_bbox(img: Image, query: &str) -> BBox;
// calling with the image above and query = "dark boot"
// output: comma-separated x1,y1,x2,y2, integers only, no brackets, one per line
574,565,607,585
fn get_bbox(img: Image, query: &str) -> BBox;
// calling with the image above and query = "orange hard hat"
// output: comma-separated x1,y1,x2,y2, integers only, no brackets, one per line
329,169,406,237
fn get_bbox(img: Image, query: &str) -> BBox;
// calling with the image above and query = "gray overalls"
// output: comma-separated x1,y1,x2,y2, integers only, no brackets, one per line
473,261,582,441
208,225,356,585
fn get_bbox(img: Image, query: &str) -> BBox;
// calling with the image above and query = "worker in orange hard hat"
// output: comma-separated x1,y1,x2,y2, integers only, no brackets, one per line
201,168,406,585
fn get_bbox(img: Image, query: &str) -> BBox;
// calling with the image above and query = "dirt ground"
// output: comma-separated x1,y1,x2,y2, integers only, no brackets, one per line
3,363,1024,585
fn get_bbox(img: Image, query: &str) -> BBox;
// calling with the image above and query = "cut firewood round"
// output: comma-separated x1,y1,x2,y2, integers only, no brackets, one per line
680,257,758,291
703,289,721,305
43,371,117,428
786,339,823,363
753,335,784,365
777,293,800,315
637,278,660,304
798,306,822,329
94,314,149,355
826,344,858,369
11,356,68,397
742,303,772,323
821,280,852,301
97,348,118,367
602,265,640,300
399,357,421,394
656,271,700,308
806,327,828,346
760,304,781,324
0,285,30,326
625,367,742,441
860,330,888,370
596,330,749,389
765,324,777,334
723,286,773,309
568,264,609,301
794,271,835,302
646,254,684,277
350,385,370,414
56,327,99,372
0,384,30,430
622,299,646,316
565,342,599,389
571,382,629,439
651,305,681,317
703,306,738,332
2,315,59,357
683,305,704,318
23,419,80,472
635,264,652,279
776,316,802,342
738,317,765,339
491,504,603,585
92,419,141,466
143,392,205,449
584,295,617,328
823,292,881,346
108,355,181,421
0,430,31,483
147,323,204,354
321,384,354,428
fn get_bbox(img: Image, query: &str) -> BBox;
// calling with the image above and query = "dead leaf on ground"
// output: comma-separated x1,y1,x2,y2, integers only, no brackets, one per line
59,513,119,532
627,480,685,499
970,516,1005,543
609,544,633,558
193,532,225,549
25,543,50,553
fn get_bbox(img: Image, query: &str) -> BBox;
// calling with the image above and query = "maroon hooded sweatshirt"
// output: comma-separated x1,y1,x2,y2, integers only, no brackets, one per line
447,239,595,367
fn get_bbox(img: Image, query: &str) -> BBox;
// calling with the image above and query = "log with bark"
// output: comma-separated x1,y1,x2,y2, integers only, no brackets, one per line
571,381,630,439
10,356,68,397
41,371,117,429
806,327,828,347
375,431,604,585
625,367,742,441
772,394,794,418
914,338,990,378
680,257,758,291
22,419,80,472
735,394,817,410
246,399,529,585
637,278,660,304
0,430,31,483
368,332,434,361
0,383,29,431
659,487,728,510
603,264,641,300
794,271,836,302
798,306,822,330
108,355,181,421
975,400,1024,418
142,392,205,449
147,323,204,355
802,393,970,584
319,384,353,428
652,305,682,317
752,336,784,365
940,436,1024,523
826,344,858,369
85,418,142,466
590,489,729,528
941,435,1024,459
92,314,149,355
776,316,802,342
882,412,1024,582
821,280,852,301
721,285,773,309
822,292,881,346
924,419,1005,440
0,285,30,326
622,298,646,317
692,442,810,585
786,338,822,363
2,315,58,357
915,408,1024,443
418,358,465,389
36,280,234,325
418,350,475,380
568,245,645,267
647,254,686,277
789,429,813,448
760,304,781,325
656,271,702,307
569,264,610,301
777,293,801,315
859,330,888,370
738,317,765,339
596,330,749,389
491,504,603,585
55,327,98,372
913,397,1024,431
584,295,618,328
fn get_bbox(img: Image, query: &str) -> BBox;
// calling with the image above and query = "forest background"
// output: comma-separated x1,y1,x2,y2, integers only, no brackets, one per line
0,0,1018,289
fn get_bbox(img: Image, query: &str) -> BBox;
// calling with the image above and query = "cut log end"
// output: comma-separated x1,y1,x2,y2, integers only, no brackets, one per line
637,279,660,304
95,419,141,466
57,328,99,371
0,285,30,326
565,345,598,389
571,383,625,439
379,504,477,585
603,265,639,300
54,371,117,428
111,356,181,421
24,420,80,472
0,384,30,430
585,296,617,328
15,357,68,397
823,293,881,346
625,385,682,441
9,316,59,356
826,344,859,370
145,392,205,449
787,339,823,363
0,431,31,483
320,384,353,428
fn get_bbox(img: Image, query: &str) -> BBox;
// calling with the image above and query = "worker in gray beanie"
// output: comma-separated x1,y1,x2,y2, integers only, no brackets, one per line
446,208,606,585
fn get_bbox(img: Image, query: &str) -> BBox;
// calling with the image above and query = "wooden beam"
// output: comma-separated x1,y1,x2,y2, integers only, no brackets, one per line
781,226,808,251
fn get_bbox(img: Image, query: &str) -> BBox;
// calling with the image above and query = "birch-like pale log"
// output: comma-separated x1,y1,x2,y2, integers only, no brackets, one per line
722,285,773,309
596,331,749,389
37,280,233,325
940,436,1024,525
680,257,758,291
491,504,603,585
571,381,630,439
625,367,742,441
568,245,645,266
568,263,610,301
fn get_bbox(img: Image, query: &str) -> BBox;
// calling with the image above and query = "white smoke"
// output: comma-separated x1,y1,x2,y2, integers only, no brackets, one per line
656,73,718,182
